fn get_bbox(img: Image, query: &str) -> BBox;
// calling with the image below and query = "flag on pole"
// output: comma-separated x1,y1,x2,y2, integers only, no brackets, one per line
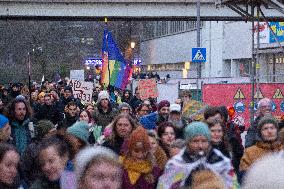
101,29,131,90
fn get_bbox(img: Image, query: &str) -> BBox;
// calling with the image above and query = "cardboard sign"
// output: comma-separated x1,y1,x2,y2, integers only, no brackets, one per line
202,83,284,128
70,70,84,81
138,79,158,100
70,80,93,103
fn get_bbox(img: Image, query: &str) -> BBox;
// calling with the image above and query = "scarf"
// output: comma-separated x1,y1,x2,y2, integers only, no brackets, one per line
120,156,152,185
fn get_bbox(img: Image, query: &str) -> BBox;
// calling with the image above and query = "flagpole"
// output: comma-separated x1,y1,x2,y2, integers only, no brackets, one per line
104,17,111,89
28,52,32,105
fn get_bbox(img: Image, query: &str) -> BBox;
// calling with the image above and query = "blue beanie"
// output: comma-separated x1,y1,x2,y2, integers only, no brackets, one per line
140,112,157,130
184,121,211,141
0,114,9,129
67,121,90,143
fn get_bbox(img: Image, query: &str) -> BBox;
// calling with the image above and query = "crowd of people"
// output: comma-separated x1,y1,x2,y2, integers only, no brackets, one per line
0,79,283,189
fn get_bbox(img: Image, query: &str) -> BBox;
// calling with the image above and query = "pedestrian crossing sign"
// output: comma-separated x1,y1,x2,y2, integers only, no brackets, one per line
192,48,206,63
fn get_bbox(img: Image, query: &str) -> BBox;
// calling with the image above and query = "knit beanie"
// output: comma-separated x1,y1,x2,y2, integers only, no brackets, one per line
36,119,54,139
184,121,211,142
0,114,9,129
75,146,118,182
157,100,170,111
67,121,90,143
127,126,151,153
97,90,110,102
118,102,132,112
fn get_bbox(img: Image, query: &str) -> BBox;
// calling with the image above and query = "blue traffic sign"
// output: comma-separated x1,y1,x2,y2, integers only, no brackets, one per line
192,48,206,63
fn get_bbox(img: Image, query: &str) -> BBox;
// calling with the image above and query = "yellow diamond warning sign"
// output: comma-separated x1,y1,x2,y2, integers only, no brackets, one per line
273,88,284,99
234,88,245,99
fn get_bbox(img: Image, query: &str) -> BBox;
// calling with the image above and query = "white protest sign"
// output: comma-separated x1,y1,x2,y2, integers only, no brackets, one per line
70,70,84,81
70,80,93,103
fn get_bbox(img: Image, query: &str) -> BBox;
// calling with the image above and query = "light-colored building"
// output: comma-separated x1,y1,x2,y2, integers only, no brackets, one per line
140,21,284,83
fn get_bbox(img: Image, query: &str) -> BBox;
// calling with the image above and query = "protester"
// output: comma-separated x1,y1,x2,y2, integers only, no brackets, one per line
0,143,22,189
157,121,238,189
245,98,273,148
239,116,282,176
30,134,75,189
136,103,151,119
60,101,79,130
242,152,284,189
139,100,170,130
0,114,11,143
118,102,132,115
168,103,188,139
147,130,168,170
4,98,33,155
103,114,137,155
93,91,118,129
121,89,132,104
75,146,122,189
21,120,55,187
129,87,143,113
35,93,63,125
157,122,176,158
120,127,162,188
169,138,185,158
66,121,90,160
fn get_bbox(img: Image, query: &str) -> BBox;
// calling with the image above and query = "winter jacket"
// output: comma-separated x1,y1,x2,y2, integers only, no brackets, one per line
10,119,32,155
102,136,125,155
93,105,118,129
35,104,63,125
240,141,283,172
154,145,168,170
61,114,78,129
245,116,262,148
157,148,239,189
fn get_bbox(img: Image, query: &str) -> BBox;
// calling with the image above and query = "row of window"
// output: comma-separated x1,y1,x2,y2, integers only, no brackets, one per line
142,21,203,41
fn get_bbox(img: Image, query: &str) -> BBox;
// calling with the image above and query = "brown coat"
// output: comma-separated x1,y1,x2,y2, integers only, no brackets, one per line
154,145,168,170
240,141,283,171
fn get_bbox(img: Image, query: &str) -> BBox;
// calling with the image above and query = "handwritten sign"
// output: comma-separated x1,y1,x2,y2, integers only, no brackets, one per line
138,79,158,100
70,80,93,103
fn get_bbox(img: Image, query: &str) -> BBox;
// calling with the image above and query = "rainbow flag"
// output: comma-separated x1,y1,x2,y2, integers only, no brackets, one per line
101,29,131,90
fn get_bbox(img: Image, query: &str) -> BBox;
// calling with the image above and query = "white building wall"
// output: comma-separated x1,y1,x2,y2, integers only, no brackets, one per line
140,21,253,79
223,21,252,59
140,30,197,65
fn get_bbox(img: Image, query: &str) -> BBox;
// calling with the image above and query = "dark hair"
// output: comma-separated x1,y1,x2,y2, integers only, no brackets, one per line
204,106,223,121
79,110,92,123
136,103,151,113
206,119,231,152
157,122,176,138
0,143,18,162
219,106,229,123
39,133,72,159
67,101,77,108
4,98,33,121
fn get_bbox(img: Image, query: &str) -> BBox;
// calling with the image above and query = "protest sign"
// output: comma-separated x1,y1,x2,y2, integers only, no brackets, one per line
138,79,158,100
70,80,93,103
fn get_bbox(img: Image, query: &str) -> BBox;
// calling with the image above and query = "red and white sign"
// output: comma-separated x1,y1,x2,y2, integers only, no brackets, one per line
138,79,158,100
202,83,284,128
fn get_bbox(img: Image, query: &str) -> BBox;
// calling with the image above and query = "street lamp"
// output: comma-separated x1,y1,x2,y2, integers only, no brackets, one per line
130,41,136,49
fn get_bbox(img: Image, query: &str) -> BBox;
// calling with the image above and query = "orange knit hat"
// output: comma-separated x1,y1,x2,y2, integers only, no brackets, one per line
127,126,151,153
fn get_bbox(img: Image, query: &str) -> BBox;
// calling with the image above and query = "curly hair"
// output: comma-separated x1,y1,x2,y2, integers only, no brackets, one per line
4,98,33,121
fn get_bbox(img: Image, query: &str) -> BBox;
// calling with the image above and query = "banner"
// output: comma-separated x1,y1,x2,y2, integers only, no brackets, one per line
202,83,284,129
101,29,131,90
138,79,158,100
70,80,93,103
270,22,284,43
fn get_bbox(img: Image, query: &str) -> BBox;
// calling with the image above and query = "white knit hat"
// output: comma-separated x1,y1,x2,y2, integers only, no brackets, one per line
75,146,118,182
97,90,110,102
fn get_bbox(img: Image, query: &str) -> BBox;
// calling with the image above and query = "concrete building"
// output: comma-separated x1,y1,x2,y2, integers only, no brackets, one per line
140,20,284,84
